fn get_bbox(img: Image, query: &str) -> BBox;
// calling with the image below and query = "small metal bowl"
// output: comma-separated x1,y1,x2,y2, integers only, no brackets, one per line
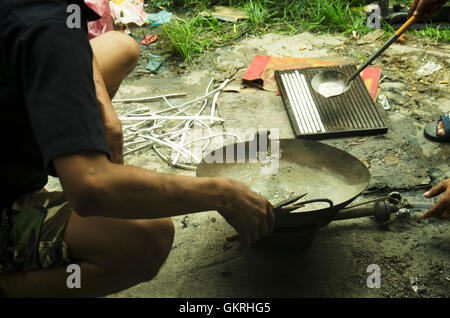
311,70,350,98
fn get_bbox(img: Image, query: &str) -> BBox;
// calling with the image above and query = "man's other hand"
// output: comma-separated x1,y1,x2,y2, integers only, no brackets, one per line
217,178,275,250
104,117,124,164
423,178,450,220
408,0,448,20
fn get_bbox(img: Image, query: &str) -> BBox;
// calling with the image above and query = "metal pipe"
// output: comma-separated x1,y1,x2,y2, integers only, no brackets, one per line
332,206,375,220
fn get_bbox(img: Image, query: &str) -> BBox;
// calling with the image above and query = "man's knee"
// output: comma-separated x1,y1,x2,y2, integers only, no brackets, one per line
116,31,140,72
133,218,174,281
101,30,140,72
144,217,175,257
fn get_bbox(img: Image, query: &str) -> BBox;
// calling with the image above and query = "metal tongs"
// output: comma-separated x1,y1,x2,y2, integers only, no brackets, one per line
275,193,334,215
226,193,333,242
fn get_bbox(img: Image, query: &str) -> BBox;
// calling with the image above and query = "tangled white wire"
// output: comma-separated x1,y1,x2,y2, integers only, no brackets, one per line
114,78,242,170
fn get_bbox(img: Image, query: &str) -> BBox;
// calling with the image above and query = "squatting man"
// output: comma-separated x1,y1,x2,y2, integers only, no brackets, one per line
0,0,448,297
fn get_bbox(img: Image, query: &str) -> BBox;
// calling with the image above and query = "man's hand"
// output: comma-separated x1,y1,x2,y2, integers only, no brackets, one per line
422,178,450,220
408,0,448,20
216,178,275,250
103,117,124,164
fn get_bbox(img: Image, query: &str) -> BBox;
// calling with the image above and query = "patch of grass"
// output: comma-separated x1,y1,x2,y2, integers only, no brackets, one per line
154,0,449,62
163,16,217,62
163,15,246,62
299,0,369,35
414,25,450,43
159,0,371,61
244,0,269,28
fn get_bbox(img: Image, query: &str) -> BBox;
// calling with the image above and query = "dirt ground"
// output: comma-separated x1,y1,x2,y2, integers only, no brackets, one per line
46,30,449,298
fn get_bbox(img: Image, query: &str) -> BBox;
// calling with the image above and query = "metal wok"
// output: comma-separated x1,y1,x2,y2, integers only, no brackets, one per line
196,133,370,231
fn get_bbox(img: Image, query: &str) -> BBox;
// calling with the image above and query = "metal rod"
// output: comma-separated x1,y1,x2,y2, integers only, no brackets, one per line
282,73,312,133
210,79,230,124
289,72,318,132
170,82,231,111
280,74,306,134
138,134,201,163
172,78,214,165
113,93,187,103
124,142,154,155
285,73,315,133
152,145,197,171
291,72,323,132
183,132,243,147
172,121,190,165
346,15,416,84
119,115,225,122
122,107,150,116
297,72,325,132
120,78,231,169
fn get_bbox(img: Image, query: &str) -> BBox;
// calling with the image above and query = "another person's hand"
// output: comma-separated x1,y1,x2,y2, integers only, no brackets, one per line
408,0,448,20
217,178,275,250
422,178,450,220
104,118,124,164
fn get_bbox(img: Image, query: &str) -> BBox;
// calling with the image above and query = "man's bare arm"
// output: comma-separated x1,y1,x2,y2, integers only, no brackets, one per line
54,151,275,248
92,54,124,164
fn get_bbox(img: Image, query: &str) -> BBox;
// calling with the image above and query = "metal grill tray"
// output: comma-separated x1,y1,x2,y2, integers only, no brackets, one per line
275,65,388,139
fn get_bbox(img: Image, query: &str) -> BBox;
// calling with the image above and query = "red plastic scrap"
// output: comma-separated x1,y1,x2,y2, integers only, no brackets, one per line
140,34,159,45
243,55,381,100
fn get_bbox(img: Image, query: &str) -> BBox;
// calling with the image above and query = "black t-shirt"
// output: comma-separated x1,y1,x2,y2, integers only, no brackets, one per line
1,0,110,210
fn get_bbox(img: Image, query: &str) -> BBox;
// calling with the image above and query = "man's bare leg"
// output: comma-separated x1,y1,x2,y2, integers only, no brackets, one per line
90,31,140,99
1,213,174,297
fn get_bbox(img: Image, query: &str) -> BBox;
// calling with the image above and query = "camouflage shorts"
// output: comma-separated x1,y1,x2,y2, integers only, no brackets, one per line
0,191,73,274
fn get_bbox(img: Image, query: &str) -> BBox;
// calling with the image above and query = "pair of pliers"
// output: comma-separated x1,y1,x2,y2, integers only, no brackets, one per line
225,193,309,243
274,193,335,215
273,193,308,215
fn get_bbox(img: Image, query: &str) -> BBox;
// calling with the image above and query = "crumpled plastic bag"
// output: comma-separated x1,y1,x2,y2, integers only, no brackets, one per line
85,0,114,39
147,10,173,26
109,0,148,26
378,94,390,110
145,53,165,73
416,61,443,77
